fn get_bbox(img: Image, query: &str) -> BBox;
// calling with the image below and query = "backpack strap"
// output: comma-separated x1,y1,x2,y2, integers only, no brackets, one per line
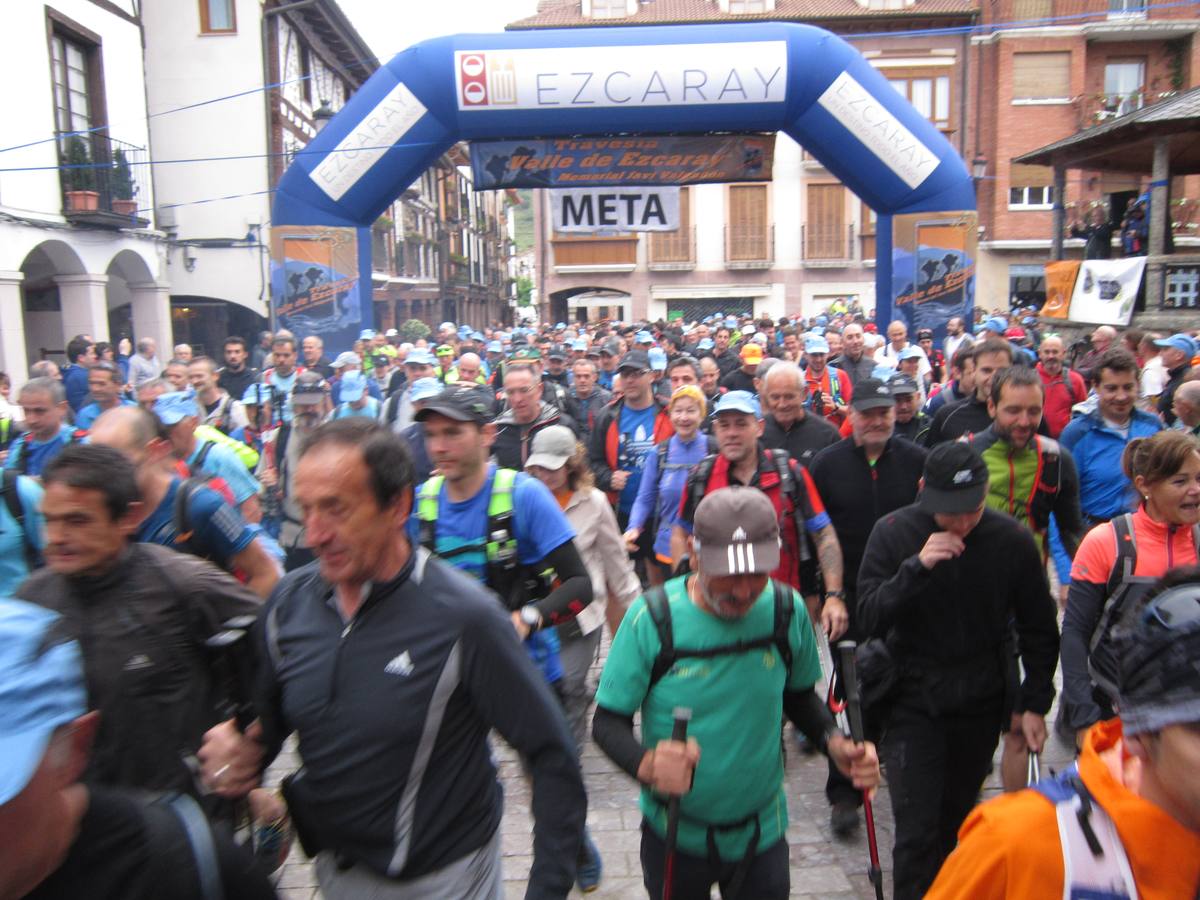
686,454,718,523
1104,514,1137,599
1031,766,1137,900
158,793,224,900
193,439,216,474
416,476,444,552
1,471,37,571
771,580,794,678
172,478,206,557
484,468,523,605
645,585,675,689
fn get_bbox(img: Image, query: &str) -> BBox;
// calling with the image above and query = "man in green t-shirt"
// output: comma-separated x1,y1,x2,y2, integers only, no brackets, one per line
593,487,880,899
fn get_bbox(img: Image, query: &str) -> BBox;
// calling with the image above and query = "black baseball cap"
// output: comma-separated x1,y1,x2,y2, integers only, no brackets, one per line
415,384,496,425
599,338,622,357
919,443,988,514
851,378,895,411
546,344,568,361
618,349,651,373
887,373,920,396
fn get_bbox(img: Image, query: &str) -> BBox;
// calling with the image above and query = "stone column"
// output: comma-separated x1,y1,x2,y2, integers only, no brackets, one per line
55,274,110,344
1145,136,1170,310
0,271,28,392
127,281,174,366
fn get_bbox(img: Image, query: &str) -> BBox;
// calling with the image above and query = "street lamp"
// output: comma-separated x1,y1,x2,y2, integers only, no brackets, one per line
972,155,988,182
313,99,335,133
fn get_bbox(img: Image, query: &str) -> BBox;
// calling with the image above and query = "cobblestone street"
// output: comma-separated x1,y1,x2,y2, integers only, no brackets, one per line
270,630,1076,900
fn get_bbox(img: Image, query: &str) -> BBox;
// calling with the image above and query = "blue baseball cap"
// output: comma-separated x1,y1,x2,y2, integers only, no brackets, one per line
153,390,199,426
982,316,1008,335
898,344,925,361
635,330,654,345
871,364,899,381
0,599,87,805
571,338,588,351
724,317,738,329
805,335,830,355
339,370,367,402
697,337,715,351
409,376,442,403
486,340,503,354
648,347,668,371
241,383,271,407
359,328,376,341
713,390,762,419
1155,333,1196,356
815,314,829,326
405,348,435,366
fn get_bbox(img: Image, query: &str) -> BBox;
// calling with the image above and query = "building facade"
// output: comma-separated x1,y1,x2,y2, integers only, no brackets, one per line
141,0,377,356
0,0,166,388
509,0,976,324
971,0,1200,312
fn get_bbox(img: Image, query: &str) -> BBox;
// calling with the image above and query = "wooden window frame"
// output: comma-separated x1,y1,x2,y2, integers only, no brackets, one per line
886,68,954,133
45,9,107,151
199,0,237,35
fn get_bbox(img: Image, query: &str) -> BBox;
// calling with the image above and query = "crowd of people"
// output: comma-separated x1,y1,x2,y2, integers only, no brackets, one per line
2,307,1199,900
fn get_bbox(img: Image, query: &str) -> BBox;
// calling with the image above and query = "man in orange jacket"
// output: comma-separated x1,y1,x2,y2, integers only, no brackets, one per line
926,569,1200,900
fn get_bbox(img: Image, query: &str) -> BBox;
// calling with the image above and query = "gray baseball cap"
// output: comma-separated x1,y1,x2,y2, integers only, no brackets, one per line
693,487,780,577
525,425,576,471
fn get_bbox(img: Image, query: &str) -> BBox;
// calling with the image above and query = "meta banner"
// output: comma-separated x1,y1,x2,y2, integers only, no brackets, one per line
470,134,774,189
455,42,787,111
551,187,680,233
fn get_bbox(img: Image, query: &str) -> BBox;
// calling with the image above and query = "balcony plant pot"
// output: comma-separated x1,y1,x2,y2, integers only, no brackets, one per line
112,198,138,216
65,190,100,212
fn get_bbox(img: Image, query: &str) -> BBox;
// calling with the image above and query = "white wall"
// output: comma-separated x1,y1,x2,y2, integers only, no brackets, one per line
0,0,152,222
141,0,270,313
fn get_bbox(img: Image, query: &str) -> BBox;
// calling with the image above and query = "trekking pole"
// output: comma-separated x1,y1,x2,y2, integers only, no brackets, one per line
662,707,692,900
1027,749,1041,786
837,641,884,900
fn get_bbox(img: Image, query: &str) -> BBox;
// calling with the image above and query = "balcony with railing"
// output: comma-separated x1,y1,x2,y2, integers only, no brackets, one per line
57,133,150,228
725,225,774,269
803,224,856,266
648,227,697,270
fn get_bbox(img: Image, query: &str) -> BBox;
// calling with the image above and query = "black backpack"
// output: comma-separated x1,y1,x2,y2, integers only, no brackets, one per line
1088,513,1200,700
171,442,219,561
643,579,794,690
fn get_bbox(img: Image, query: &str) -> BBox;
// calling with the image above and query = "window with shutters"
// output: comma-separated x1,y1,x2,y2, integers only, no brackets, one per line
805,184,848,260
860,201,877,261
1012,52,1071,102
1008,164,1055,209
887,71,953,131
200,0,236,34
726,184,771,264
649,188,694,267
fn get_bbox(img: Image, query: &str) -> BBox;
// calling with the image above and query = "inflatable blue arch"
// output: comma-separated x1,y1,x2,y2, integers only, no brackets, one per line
271,22,975,348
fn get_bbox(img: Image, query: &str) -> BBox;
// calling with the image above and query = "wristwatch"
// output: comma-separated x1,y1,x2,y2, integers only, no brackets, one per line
826,589,846,600
519,605,543,632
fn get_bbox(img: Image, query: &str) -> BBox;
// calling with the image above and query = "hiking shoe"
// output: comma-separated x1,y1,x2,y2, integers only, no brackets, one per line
831,801,861,838
577,830,602,892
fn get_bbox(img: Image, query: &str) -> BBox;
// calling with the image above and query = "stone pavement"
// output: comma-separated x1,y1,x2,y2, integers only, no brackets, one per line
270,629,1076,900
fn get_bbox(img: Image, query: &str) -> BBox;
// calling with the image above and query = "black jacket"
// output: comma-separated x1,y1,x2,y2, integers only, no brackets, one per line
857,506,1059,717
16,544,260,797
1159,363,1193,426
720,368,757,394
761,413,840,467
492,402,578,470
256,548,585,893
924,395,992,446
809,437,927,597
828,352,876,388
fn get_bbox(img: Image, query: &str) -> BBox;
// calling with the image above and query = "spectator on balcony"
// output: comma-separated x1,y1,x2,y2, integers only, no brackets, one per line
1121,201,1148,257
1069,206,1116,260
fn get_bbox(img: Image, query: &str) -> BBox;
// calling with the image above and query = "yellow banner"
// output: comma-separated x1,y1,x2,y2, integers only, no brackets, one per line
1042,261,1080,320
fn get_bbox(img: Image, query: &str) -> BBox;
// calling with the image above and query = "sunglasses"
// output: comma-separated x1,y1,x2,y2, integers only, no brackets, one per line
1142,584,1200,630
